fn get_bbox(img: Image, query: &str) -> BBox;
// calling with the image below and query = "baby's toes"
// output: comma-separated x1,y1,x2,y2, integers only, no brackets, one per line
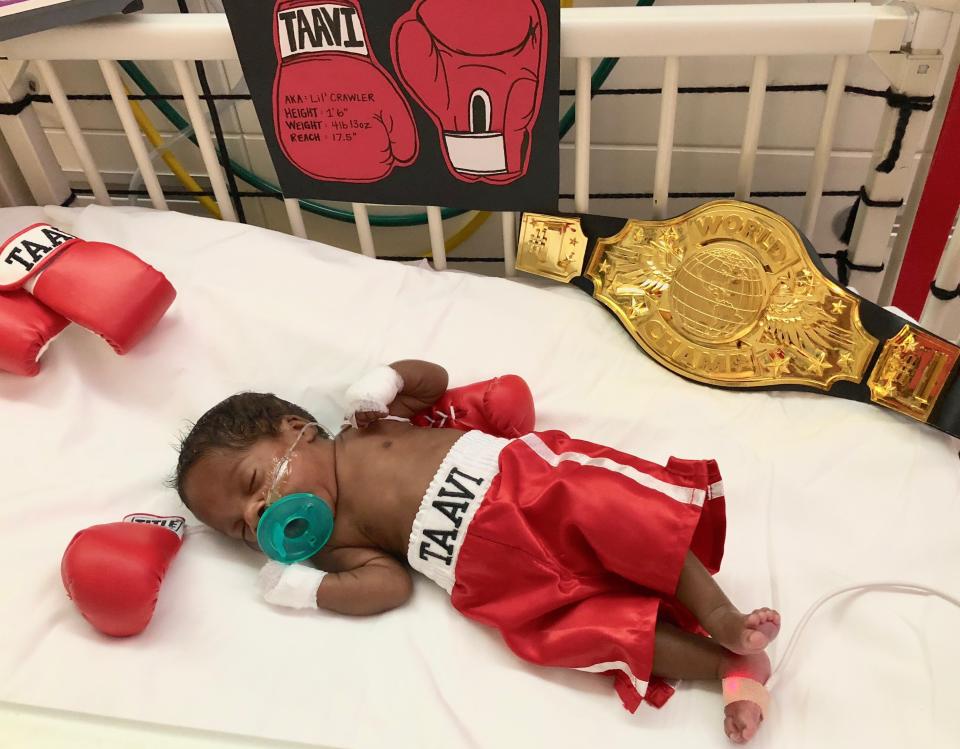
744,629,766,649
749,608,781,643
760,609,781,634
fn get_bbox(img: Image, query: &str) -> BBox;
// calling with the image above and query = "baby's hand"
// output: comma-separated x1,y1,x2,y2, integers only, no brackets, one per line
345,365,403,427
258,561,325,610
353,409,388,429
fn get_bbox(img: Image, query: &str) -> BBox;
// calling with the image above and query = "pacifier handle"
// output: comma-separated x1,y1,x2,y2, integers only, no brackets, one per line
257,493,334,564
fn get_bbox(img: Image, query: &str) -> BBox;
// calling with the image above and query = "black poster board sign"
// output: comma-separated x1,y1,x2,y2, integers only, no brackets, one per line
223,0,560,212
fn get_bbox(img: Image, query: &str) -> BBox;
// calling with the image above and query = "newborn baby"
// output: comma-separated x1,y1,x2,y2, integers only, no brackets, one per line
175,360,779,743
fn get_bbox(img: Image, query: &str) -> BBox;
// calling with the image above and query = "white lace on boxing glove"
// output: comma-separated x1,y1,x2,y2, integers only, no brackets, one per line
345,365,404,424
258,561,326,610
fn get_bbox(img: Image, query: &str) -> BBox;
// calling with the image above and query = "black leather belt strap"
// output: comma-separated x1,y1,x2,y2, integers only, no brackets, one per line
534,209,960,439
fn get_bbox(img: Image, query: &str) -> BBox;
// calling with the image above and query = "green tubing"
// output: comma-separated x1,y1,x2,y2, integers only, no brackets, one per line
121,60,430,226
119,0,652,227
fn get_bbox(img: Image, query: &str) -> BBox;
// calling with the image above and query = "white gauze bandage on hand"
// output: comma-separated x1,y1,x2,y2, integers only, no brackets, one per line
258,561,326,610
345,365,404,425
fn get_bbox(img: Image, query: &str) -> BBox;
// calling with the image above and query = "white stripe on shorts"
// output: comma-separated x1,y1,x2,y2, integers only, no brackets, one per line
519,433,706,507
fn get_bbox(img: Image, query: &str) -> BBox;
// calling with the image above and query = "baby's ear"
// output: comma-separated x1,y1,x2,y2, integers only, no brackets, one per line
279,415,318,439
280,415,307,430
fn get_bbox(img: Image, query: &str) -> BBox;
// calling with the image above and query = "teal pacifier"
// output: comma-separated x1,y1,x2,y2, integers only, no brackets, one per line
256,493,334,564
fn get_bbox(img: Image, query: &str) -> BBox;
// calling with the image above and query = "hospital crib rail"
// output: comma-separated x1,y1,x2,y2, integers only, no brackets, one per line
0,3,958,337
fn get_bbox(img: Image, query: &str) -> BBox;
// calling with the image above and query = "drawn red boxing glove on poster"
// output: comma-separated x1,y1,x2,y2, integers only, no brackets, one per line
273,0,419,182
391,0,548,185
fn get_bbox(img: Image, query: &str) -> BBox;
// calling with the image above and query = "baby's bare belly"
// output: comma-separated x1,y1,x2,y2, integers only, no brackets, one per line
334,422,468,557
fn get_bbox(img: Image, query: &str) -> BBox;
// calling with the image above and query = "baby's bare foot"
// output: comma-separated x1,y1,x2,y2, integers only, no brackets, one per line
720,652,771,744
704,605,780,655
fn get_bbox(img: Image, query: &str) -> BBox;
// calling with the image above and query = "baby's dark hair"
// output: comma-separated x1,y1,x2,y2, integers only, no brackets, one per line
172,392,328,508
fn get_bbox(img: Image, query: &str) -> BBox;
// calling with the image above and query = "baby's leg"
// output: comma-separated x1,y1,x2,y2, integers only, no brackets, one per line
675,552,780,655
653,622,770,745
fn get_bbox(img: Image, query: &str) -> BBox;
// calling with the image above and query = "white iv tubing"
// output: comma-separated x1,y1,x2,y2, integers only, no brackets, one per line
767,581,960,689
128,52,247,204
763,456,960,690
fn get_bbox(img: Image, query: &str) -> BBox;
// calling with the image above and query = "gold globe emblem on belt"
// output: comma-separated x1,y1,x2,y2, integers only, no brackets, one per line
521,202,879,390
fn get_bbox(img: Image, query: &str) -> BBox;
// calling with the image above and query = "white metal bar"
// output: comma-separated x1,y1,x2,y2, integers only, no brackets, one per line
35,60,110,206
0,7,910,62
353,203,375,258
283,198,306,239
911,8,953,52
574,57,592,214
919,210,960,338
559,142,874,159
934,223,960,290
97,59,167,211
559,5,909,58
876,13,959,305
171,59,236,222
736,55,768,201
0,64,71,205
502,212,517,277
850,52,944,303
0,131,32,206
0,15,240,61
801,54,849,237
427,206,446,270
653,56,679,219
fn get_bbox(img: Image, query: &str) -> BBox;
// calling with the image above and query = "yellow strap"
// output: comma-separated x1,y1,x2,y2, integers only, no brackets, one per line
125,86,222,219
420,211,493,258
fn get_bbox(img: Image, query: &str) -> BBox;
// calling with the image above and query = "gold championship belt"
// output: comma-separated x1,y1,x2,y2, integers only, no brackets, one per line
515,201,960,438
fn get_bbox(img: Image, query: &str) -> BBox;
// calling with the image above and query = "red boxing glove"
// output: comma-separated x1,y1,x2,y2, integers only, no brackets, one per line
61,514,185,637
0,224,176,354
392,0,548,184
0,290,68,376
413,375,535,438
273,0,419,182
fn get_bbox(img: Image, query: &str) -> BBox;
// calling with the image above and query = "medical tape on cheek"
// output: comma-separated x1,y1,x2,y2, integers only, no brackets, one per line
264,421,320,506
264,457,286,505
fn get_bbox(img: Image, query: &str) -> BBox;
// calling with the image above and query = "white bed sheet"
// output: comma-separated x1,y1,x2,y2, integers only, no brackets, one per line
0,205,958,749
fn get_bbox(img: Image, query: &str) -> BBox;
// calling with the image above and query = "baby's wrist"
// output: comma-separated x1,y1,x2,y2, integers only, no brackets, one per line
345,365,404,424
258,561,326,610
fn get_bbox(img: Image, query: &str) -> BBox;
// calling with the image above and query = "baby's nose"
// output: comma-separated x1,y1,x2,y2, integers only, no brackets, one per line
244,501,266,534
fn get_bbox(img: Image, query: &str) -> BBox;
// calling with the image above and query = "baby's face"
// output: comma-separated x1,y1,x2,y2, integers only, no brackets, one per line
183,420,332,549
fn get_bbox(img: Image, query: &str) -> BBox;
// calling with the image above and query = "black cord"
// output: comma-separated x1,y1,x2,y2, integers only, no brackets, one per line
876,89,934,173
556,81,933,175
930,281,960,301
559,190,859,200
817,249,885,286
176,0,245,223
26,79,931,205
838,185,905,245
81,187,864,201
30,93,252,103
0,95,34,115
47,72,930,232
75,187,274,199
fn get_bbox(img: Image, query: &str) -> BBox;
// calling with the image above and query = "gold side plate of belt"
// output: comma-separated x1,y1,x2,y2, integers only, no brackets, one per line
515,201,960,438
